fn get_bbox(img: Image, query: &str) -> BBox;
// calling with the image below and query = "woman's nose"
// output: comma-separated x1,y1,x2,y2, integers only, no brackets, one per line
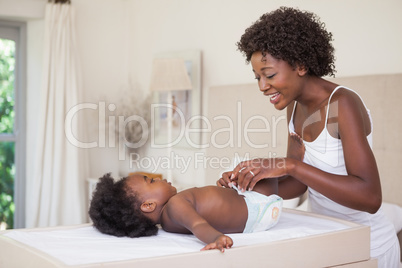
259,78,271,91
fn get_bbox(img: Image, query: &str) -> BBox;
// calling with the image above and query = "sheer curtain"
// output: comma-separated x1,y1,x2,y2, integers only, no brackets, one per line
26,1,86,227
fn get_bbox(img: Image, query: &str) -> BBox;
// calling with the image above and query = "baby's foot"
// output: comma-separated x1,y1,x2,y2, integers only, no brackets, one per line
288,132,305,161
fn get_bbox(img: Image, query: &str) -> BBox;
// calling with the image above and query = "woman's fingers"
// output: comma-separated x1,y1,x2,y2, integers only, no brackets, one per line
247,174,264,191
217,171,233,187
231,160,252,180
237,166,259,191
231,158,288,191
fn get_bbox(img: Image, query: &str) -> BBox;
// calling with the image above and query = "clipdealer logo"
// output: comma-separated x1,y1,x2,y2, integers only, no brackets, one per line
64,101,287,159
64,100,341,170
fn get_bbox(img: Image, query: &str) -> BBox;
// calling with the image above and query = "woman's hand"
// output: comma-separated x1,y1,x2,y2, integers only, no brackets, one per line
216,171,234,188
232,158,288,192
201,235,233,252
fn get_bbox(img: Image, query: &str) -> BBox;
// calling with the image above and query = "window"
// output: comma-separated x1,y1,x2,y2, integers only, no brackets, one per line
0,21,26,229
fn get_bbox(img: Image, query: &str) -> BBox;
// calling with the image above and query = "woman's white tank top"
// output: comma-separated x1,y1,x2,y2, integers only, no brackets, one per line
288,86,395,257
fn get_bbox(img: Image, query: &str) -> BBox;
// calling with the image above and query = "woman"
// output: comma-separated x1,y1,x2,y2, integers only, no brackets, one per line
217,7,400,267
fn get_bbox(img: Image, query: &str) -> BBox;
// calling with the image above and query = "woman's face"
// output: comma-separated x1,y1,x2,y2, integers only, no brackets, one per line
250,51,304,110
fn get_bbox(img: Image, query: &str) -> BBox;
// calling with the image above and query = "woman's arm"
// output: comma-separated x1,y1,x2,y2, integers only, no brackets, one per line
286,89,381,213
277,103,308,199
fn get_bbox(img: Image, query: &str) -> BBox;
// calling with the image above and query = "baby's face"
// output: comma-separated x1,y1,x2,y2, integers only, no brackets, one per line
126,175,177,205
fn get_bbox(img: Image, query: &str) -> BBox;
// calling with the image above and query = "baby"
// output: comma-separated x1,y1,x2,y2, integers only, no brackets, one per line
89,173,282,252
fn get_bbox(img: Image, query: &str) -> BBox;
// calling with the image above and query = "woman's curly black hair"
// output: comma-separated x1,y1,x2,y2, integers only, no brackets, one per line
88,173,158,237
237,6,336,77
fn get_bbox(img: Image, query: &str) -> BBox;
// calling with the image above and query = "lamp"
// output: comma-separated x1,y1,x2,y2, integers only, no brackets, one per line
150,58,192,182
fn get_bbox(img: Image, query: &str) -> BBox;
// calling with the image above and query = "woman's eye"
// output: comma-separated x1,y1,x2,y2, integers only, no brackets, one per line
150,178,155,183
254,77,260,81
267,74,276,79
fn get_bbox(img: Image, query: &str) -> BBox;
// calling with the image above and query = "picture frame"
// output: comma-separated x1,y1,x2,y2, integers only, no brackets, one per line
152,49,202,149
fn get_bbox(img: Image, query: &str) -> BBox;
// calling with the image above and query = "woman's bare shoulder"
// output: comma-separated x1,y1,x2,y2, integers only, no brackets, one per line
330,87,365,108
329,86,371,136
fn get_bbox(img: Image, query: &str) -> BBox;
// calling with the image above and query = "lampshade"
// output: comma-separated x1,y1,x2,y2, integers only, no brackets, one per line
150,58,192,91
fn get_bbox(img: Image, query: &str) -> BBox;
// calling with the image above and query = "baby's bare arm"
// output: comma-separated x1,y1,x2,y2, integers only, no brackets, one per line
201,235,233,252
165,195,233,252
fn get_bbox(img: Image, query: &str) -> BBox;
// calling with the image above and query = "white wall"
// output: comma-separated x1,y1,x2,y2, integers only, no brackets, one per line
128,0,402,89
73,0,132,178
0,0,45,19
2,0,402,187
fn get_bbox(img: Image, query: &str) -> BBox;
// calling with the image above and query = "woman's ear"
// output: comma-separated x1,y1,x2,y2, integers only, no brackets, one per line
297,65,308,76
140,201,157,213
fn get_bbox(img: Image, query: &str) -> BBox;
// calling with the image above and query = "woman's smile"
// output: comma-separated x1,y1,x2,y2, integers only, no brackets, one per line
268,92,281,104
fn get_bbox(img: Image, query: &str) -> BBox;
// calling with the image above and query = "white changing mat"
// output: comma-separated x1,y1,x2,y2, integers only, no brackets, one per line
3,211,349,266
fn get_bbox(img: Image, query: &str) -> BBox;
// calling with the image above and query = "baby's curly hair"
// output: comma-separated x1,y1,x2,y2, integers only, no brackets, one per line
88,173,158,237
237,6,336,77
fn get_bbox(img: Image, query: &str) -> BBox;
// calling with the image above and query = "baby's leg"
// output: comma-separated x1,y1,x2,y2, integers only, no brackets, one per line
288,132,305,161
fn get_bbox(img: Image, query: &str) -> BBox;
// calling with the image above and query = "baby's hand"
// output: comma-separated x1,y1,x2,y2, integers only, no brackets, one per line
201,235,233,252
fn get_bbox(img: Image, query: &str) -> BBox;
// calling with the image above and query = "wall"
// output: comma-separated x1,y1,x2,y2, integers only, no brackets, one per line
0,0,45,19
1,0,402,188
128,0,402,90
72,0,132,178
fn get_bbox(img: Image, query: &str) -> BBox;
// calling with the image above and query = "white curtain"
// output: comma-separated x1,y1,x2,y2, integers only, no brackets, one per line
26,2,86,227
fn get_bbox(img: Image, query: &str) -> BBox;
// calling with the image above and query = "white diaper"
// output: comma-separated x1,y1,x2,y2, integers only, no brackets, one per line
232,185,283,233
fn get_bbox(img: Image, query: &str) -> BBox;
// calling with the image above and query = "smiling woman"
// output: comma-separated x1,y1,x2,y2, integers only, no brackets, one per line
217,6,401,267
